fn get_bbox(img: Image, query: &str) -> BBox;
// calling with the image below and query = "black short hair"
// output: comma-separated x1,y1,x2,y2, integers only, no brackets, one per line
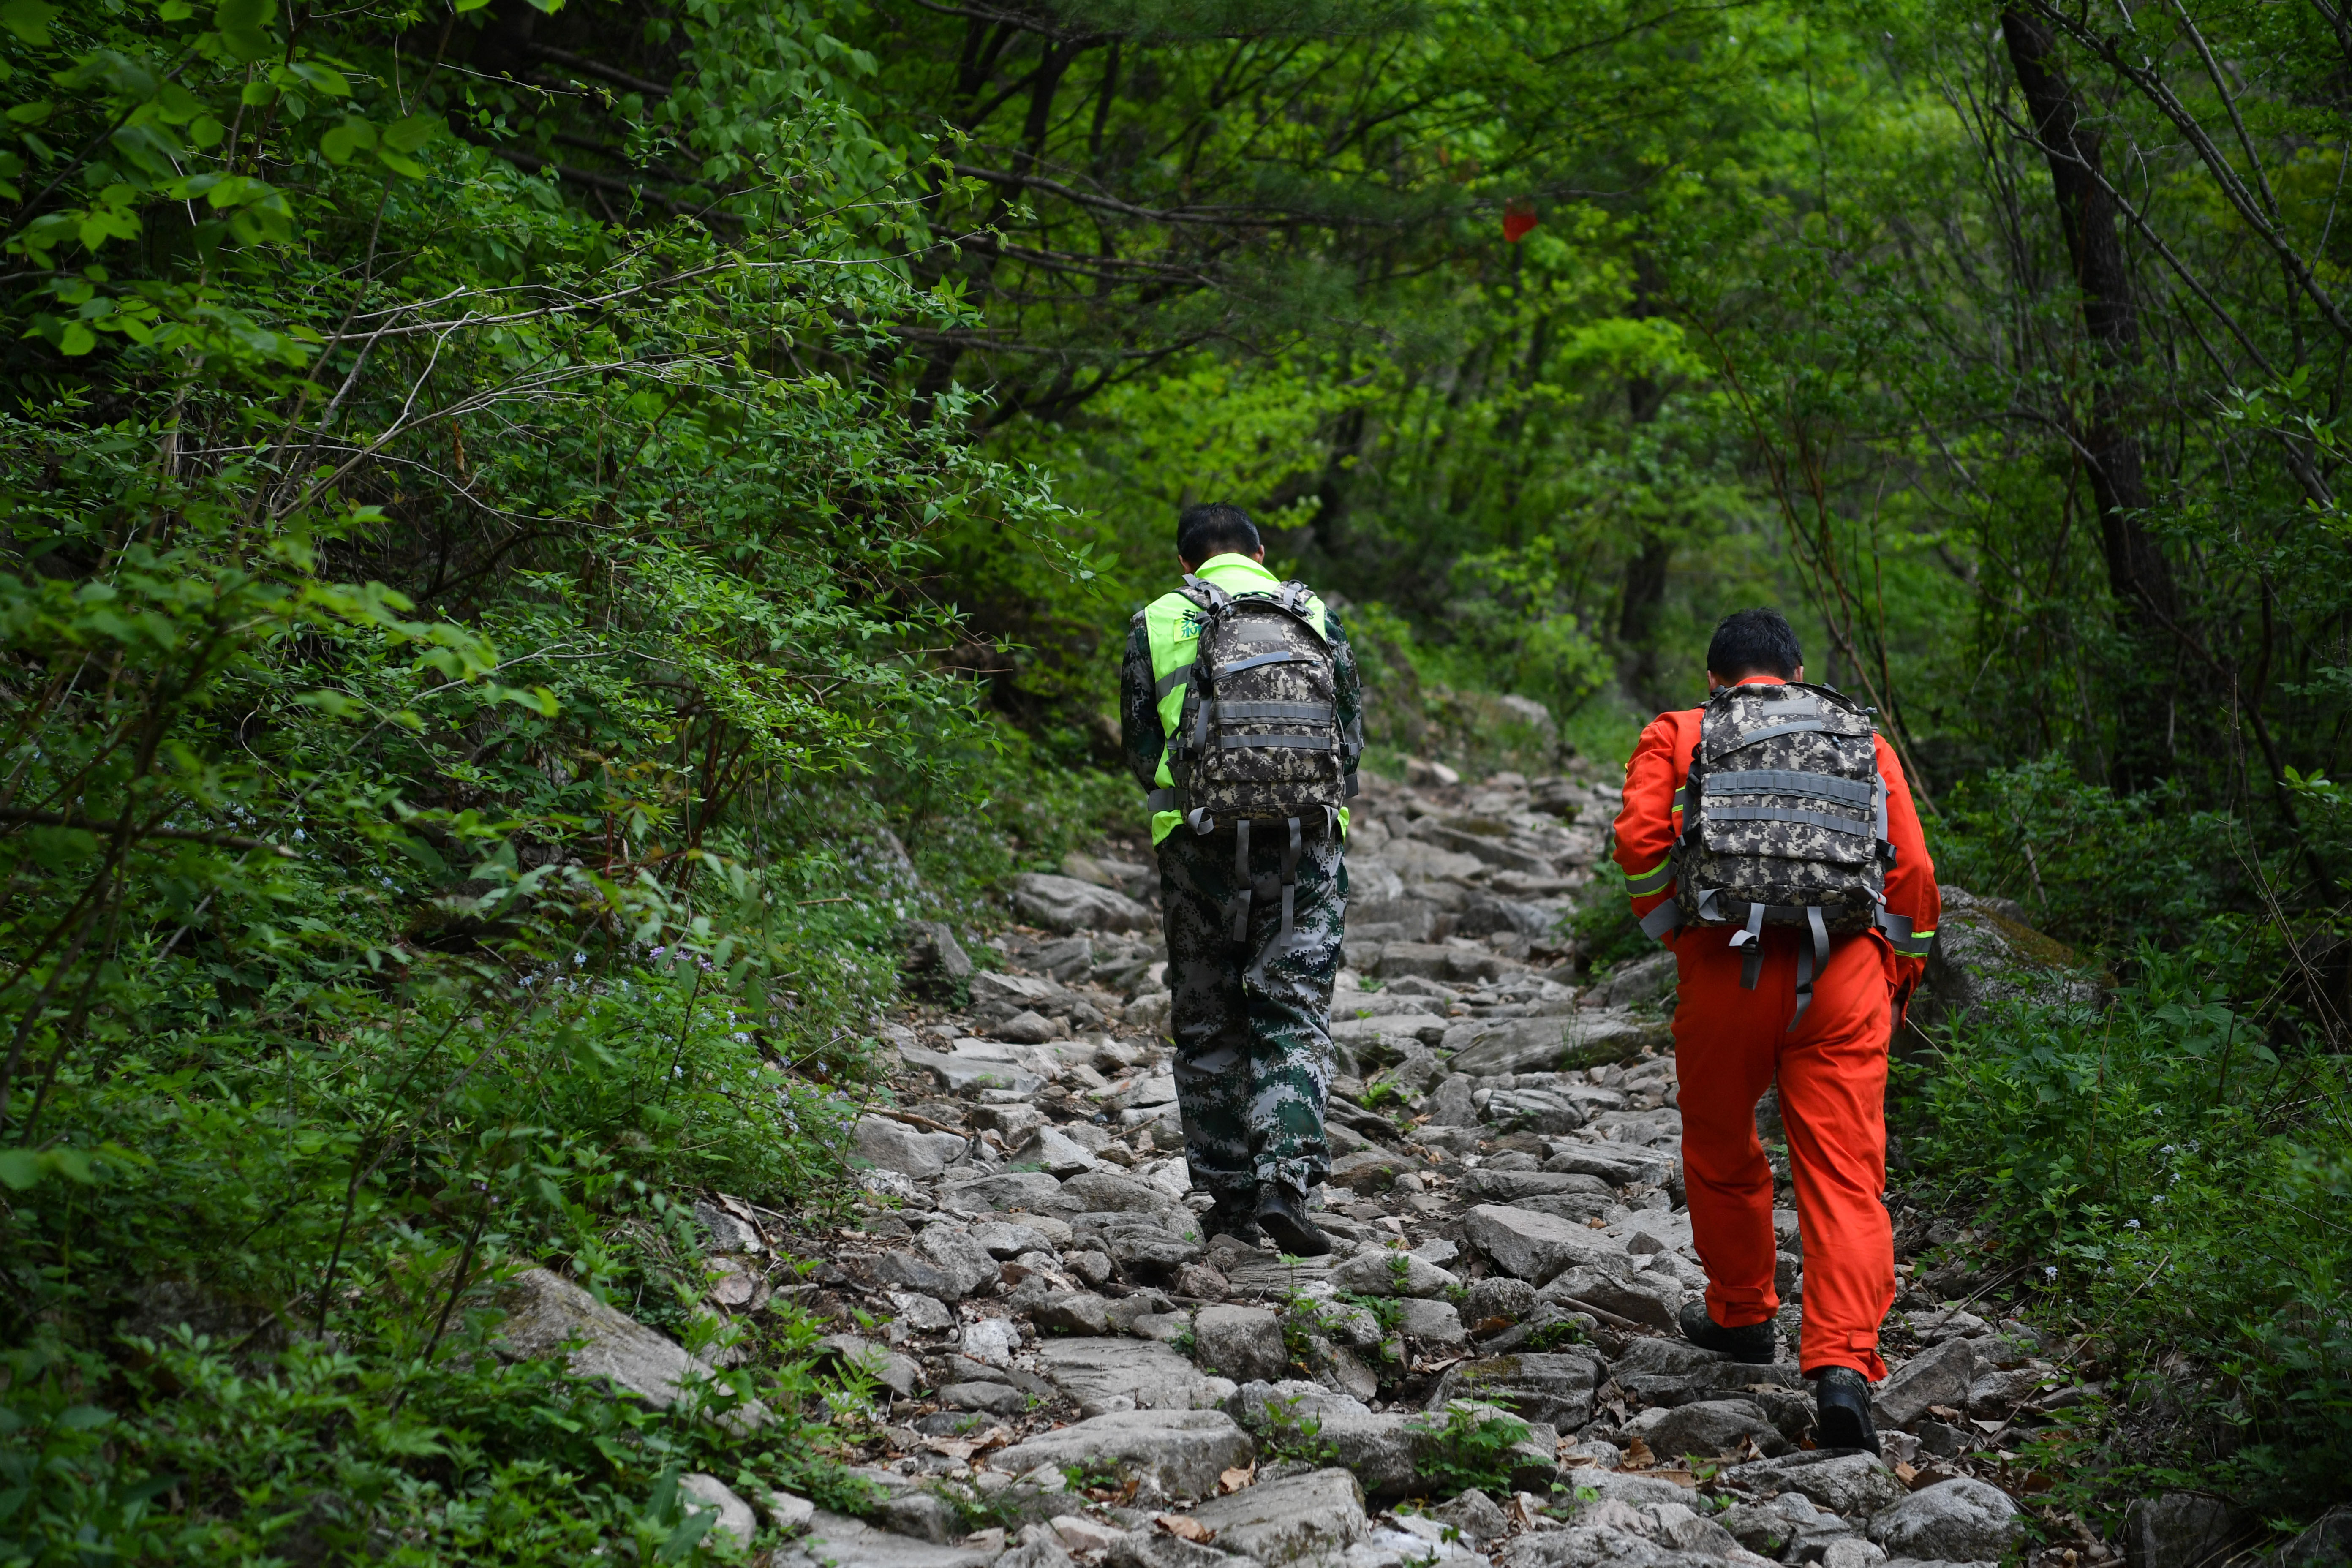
1177,503,1261,565
1706,608,1803,679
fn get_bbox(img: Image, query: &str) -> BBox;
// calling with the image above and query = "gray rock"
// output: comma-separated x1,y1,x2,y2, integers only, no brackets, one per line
1434,1488,1509,1544
1820,1543,1888,1568
1012,872,1154,934
971,1220,1058,1258
1538,1264,1682,1332
1195,1305,1289,1384
993,1010,1064,1045
1067,1250,1115,1288
1017,1125,1102,1176
877,1489,966,1544
1037,1337,1237,1417
1873,1338,1978,1429
1620,1398,1788,1460
1425,1350,1605,1429
971,970,1067,1012
1426,1075,1480,1126
1920,885,2103,1021
1584,951,1677,1010
490,1268,768,1430
819,1333,923,1398
1035,1292,1115,1336
973,1102,1048,1142
998,1536,1080,1568
1465,1204,1631,1284
1327,1250,1459,1298
1187,1468,1368,1564
1541,1145,1675,1187
945,1171,1067,1213
991,1409,1255,1500
1464,1277,1538,1328
1447,1011,1670,1076
1869,1477,2024,1563
856,1114,969,1179
1721,1493,1855,1560
1559,1469,1729,1512
2121,1494,2239,1568
678,1473,757,1549
2272,1505,2352,1568
894,1225,999,1301
692,1199,765,1255
909,920,975,981
1062,1169,1181,1214
939,1380,1028,1414
773,1510,999,1568
1394,1296,1467,1347
1105,1532,1257,1568
1723,1451,1907,1519
1230,1381,1418,1495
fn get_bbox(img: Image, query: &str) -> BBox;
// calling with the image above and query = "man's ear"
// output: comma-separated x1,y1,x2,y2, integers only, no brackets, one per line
1251,548,1266,562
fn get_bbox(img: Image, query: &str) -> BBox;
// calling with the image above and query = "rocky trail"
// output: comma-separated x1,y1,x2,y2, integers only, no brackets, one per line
490,768,2335,1568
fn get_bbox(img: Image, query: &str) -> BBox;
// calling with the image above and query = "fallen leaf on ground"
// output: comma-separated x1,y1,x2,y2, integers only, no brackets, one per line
1218,1467,1253,1494
1621,1437,1657,1470
1894,1460,1920,1486
1157,1515,1214,1543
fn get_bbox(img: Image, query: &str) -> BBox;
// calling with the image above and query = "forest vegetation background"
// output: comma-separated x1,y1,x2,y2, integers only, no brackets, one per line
0,0,2349,1559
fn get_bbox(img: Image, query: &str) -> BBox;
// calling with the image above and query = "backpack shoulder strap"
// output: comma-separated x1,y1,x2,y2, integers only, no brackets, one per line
1179,574,1233,612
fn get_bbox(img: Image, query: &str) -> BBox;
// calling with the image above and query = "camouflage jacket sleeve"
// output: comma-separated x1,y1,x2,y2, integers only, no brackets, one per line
1323,607,1367,794
1119,613,1163,794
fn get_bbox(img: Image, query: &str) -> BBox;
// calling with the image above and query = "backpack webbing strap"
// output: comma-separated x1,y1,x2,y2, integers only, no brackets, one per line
1638,900,1683,939
1230,818,1253,943
1180,574,1233,610
1728,900,1767,991
1214,651,1304,678
1154,667,1191,700
1215,700,1333,723
1146,787,1176,813
1877,907,1932,959
1706,769,1877,806
1792,905,1830,1025
1704,803,1873,837
1217,733,1337,751
1729,718,1829,748
1279,815,1302,942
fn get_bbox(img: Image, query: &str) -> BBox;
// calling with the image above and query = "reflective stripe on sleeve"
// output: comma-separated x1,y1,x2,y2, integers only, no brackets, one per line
1623,860,1674,896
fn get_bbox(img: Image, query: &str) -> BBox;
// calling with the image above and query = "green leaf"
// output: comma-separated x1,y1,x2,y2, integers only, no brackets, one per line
0,0,57,45
213,0,275,60
318,117,374,164
0,1149,40,1189
58,320,94,354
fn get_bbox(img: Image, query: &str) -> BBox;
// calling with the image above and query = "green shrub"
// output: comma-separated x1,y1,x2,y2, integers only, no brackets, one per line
1404,1400,1528,1497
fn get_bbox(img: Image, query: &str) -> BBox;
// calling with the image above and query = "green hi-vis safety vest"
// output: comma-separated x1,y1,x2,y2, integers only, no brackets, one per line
1141,553,1350,846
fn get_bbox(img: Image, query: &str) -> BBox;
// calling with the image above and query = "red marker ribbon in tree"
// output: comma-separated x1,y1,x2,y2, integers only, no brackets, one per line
1503,201,1539,243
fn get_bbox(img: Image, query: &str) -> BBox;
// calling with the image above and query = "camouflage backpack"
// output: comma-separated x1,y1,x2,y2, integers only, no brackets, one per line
1641,681,1899,1018
1165,575,1352,942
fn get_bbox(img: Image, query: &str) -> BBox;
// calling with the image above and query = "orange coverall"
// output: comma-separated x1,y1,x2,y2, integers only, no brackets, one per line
1612,675,1939,1380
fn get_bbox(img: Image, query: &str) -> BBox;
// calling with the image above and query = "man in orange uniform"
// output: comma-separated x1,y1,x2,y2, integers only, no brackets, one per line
1612,609,1938,1452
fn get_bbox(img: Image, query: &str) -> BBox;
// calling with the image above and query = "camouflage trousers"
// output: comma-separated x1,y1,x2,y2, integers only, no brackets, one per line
1156,820,1347,1200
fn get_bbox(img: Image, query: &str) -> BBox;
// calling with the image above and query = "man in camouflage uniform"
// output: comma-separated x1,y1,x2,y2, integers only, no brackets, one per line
1119,503,1365,1255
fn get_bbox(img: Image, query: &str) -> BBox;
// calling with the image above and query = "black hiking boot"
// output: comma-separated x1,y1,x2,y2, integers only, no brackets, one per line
1814,1365,1881,1453
1252,1181,1331,1258
1202,1194,1263,1248
1678,1299,1778,1365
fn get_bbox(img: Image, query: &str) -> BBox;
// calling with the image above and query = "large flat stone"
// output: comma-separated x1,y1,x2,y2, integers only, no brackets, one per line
1720,1451,1907,1518
942,1171,1067,1213
1465,1204,1630,1284
1425,1350,1605,1429
1873,1336,1979,1429
1870,1476,2025,1563
902,1044,1045,1097
1037,1337,1237,1417
491,1269,766,1430
855,1115,969,1179
1447,1011,1669,1076
1620,1398,1788,1460
1538,1263,1682,1332
1012,873,1154,934
1194,1305,1288,1384
1464,1169,1625,1205
776,1509,1000,1568
1231,1381,1417,1495
1186,1468,1367,1564
1542,1146,1675,1187
991,1409,1254,1500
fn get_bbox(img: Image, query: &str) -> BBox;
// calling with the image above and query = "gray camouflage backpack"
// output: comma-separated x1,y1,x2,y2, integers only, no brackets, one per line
1163,575,1353,943
1639,681,1908,1019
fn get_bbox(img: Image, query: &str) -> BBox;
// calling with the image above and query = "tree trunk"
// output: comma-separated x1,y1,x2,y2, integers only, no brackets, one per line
1614,261,1674,711
2001,7,2187,789
1999,8,2178,630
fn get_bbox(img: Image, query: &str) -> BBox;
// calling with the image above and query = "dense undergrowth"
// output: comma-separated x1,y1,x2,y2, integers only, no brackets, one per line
1898,763,2352,1522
